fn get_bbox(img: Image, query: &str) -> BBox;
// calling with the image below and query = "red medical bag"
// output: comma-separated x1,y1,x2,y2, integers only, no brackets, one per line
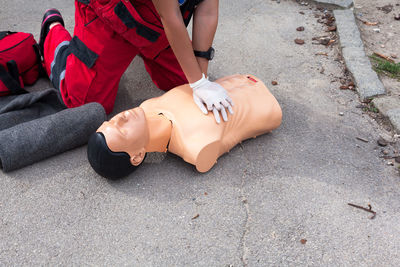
0,31,42,96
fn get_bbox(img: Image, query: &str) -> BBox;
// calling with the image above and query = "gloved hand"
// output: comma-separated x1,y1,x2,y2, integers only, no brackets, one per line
190,74,234,124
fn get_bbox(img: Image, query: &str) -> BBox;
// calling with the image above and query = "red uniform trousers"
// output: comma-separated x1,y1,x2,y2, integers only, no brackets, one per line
43,0,187,114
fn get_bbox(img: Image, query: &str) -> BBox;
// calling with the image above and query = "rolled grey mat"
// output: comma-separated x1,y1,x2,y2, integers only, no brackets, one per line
0,102,106,172
0,89,66,131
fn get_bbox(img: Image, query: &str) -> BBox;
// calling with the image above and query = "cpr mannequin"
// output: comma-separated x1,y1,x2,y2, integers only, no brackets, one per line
87,74,282,179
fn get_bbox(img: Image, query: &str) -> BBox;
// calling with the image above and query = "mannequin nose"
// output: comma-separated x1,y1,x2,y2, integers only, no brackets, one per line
114,115,126,126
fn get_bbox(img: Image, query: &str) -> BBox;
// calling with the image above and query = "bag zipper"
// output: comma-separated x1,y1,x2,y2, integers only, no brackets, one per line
0,34,33,53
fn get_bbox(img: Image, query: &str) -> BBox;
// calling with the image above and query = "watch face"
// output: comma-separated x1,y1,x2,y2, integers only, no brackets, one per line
209,47,215,60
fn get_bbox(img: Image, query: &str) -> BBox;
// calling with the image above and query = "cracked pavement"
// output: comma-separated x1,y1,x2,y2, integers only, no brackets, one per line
1,0,400,265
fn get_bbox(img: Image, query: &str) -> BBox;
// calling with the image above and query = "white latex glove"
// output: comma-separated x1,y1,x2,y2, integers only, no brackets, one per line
190,74,234,124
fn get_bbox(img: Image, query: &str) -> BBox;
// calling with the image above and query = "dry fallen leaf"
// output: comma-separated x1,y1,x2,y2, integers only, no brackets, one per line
327,25,337,31
300,239,307,244
374,52,395,63
192,214,200,220
295,39,305,45
364,21,379,26
327,39,335,46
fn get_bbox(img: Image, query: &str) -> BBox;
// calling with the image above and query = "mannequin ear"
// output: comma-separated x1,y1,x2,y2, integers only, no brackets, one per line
130,148,146,166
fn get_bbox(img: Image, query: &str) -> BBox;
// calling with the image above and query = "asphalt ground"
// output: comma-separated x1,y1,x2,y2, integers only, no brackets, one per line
1,0,400,265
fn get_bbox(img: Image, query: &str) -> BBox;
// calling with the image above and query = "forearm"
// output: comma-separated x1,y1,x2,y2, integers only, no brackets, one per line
192,0,219,75
162,15,203,83
153,0,202,83
152,0,231,124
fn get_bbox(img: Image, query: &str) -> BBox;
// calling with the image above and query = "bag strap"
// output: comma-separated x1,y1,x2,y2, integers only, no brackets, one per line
0,62,26,95
0,31,16,40
32,43,46,76
6,60,20,82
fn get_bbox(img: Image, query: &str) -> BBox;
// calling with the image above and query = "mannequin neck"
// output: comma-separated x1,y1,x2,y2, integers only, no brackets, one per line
145,114,172,152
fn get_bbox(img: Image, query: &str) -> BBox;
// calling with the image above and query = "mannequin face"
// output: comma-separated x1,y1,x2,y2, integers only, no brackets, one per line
97,107,149,166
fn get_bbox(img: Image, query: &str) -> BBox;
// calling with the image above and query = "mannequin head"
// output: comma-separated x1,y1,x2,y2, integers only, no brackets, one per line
87,107,149,179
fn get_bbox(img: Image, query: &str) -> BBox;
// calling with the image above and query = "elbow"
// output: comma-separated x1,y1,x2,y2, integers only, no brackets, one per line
194,11,218,30
158,8,183,26
194,2,219,21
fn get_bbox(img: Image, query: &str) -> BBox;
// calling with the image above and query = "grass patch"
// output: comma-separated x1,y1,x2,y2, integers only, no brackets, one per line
370,54,400,80
362,102,379,113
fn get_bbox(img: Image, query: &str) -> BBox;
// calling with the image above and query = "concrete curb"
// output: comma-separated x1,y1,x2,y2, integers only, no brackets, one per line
373,98,400,133
314,1,399,133
333,9,386,101
313,0,353,8
330,6,399,133
387,108,400,133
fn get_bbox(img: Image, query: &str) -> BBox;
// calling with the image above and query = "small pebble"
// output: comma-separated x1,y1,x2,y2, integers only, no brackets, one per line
382,149,389,155
339,112,344,116
373,28,381,33
271,81,278,85
297,26,305,31
387,161,394,166
377,137,389,147
381,44,385,48
320,38,330,45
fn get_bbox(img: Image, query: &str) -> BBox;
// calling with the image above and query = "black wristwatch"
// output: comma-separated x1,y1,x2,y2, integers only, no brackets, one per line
194,47,215,60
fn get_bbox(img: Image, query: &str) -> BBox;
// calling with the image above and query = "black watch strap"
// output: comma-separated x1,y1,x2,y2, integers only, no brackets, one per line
194,47,214,60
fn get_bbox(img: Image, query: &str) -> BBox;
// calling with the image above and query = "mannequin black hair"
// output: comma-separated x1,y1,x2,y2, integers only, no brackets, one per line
87,132,141,180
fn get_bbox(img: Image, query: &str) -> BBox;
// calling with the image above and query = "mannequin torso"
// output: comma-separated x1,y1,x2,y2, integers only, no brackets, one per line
140,74,282,172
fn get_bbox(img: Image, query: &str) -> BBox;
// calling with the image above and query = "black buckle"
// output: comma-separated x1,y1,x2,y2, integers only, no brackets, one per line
114,2,160,43
77,0,90,4
0,31,15,40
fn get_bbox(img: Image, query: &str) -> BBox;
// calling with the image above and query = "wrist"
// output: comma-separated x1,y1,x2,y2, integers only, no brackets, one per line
193,47,215,61
188,72,203,84
189,73,208,89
